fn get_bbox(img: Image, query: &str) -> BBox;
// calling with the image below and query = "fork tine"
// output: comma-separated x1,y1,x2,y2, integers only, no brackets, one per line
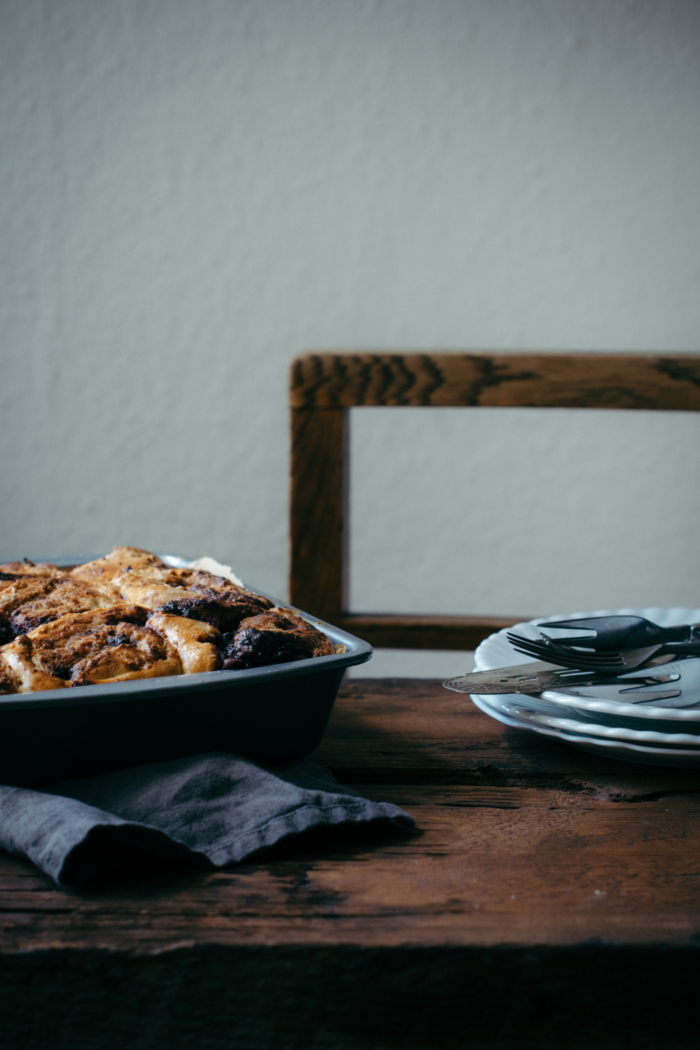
505,634,576,657
506,634,625,671
510,637,621,664
506,633,666,673
517,639,619,663
508,632,600,654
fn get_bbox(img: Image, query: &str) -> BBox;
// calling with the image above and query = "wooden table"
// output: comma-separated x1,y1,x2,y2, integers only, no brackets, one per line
1,678,699,1049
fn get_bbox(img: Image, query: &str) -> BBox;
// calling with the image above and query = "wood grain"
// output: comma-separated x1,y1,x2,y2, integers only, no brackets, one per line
290,407,346,624
289,351,700,646
2,679,700,1047
1,680,699,956
291,351,700,410
314,679,700,791
2,786,700,951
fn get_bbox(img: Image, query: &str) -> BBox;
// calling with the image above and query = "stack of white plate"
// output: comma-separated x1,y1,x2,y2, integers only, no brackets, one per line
471,607,700,767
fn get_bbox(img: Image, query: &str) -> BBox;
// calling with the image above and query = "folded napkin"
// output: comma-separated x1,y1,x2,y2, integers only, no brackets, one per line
0,753,414,887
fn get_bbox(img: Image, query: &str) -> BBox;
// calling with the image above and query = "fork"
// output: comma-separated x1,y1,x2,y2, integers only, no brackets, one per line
505,633,700,673
538,614,700,651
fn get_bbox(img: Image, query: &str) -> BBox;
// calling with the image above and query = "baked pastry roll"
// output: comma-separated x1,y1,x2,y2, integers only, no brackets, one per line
0,547,335,692
146,612,222,674
71,547,169,587
0,575,56,644
221,608,334,669
0,605,181,692
8,577,121,636
0,572,121,643
113,566,273,632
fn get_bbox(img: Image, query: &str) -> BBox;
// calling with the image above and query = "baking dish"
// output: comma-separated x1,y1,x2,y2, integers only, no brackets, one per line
0,554,372,787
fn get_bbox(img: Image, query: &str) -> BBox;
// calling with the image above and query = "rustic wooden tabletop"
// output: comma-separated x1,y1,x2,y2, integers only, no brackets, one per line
1,678,699,1049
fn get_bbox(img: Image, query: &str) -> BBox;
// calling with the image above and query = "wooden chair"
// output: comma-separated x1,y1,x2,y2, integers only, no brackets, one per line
290,351,700,651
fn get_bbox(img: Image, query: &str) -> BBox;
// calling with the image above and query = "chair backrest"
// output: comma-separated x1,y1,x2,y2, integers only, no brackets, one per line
290,351,700,651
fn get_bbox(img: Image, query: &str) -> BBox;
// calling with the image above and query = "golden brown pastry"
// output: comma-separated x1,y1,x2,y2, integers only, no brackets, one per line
8,577,122,636
221,608,334,670
71,547,168,587
160,567,241,590
0,638,66,692
0,574,58,644
0,605,181,691
0,547,334,692
147,612,222,674
0,560,61,577
154,590,273,632
0,661,17,695
113,570,198,610
164,568,255,600
113,566,273,632
0,575,56,616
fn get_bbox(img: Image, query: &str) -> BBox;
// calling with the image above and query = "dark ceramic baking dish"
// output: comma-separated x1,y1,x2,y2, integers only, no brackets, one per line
0,554,372,787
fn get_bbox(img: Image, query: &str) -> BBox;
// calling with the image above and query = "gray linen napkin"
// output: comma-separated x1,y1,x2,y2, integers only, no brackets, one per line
0,753,414,887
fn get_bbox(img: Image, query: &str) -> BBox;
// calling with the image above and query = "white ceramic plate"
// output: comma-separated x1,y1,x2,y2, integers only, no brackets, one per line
475,608,700,723
471,608,700,767
482,693,700,747
470,664,700,737
472,694,700,768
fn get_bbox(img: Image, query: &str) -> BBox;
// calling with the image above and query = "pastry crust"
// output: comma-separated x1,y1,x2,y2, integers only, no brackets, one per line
113,567,273,631
0,605,181,691
0,560,61,577
221,608,334,670
0,575,56,617
147,612,222,674
9,578,121,635
1,638,67,693
0,575,57,644
0,547,333,692
0,664,17,695
71,547,168,587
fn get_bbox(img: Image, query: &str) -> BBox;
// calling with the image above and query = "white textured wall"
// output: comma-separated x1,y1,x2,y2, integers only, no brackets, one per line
1,0,699,675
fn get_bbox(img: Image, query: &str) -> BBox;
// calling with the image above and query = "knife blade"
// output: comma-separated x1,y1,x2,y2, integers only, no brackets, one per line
443,661,681,695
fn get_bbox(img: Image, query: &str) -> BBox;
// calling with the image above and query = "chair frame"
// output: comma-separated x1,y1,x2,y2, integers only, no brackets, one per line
290,351,700,651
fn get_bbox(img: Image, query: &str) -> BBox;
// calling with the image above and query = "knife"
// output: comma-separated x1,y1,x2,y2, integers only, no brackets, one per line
443,661,681,695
